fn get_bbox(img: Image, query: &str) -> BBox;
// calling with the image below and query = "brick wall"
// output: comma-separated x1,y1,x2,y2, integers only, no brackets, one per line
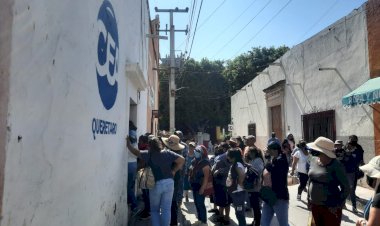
366,0,380,155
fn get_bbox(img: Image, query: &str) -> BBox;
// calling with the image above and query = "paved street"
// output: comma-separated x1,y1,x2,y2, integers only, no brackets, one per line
134,184,372,226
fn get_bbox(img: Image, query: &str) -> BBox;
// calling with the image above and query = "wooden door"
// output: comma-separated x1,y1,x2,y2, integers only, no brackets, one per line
271,105,282,140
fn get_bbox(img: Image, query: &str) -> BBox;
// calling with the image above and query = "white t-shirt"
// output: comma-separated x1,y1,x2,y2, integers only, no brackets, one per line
293,150,308,174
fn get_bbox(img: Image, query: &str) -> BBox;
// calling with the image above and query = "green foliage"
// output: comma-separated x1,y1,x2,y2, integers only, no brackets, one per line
223,46,289,94
158,46,289,136
159,58,230,134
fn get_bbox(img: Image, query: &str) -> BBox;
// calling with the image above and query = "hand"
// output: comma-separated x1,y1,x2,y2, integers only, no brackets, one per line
199,186,205,195
356,219,366,226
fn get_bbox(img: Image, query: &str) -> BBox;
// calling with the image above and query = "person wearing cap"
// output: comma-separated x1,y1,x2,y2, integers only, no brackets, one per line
342,140,363,213
189,145,211,226
267,132,281,146
126,135,185,226
211,142,232,225
291,139,309,201
307,137,350,226
183,141,196,202
334,140,345,161
261,141,289,226
356,156,380,226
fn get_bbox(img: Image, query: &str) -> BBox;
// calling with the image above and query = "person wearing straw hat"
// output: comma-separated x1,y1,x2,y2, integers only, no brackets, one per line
356,156,380,226
307,137,350,226
126,135,185,226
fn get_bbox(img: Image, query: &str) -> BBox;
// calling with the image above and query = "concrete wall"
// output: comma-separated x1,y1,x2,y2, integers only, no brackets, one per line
0,0,151,225
231,3,375,161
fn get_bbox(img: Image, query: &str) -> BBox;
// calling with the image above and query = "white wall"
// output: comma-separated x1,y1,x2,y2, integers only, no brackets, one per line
232,3,375,159
2,0,150,225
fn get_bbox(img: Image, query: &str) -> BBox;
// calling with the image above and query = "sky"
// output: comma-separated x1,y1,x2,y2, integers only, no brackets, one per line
148,0,367,62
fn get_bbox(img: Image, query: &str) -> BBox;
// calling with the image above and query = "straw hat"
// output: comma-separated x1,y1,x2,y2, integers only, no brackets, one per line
228,137,238,145
360,156,380,178
162,135,185,151
307,136,336,158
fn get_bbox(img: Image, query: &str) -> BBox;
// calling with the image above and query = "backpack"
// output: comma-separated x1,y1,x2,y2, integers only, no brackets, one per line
243,163,260,191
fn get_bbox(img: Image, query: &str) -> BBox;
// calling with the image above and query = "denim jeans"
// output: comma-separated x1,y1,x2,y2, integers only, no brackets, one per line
192,186,207,223
261,199,289,226
149,178,174,226
230,191,247,226
127,162,137,210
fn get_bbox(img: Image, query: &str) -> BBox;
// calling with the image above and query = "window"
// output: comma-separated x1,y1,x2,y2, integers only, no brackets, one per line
248,123,256,137
302,110,336,142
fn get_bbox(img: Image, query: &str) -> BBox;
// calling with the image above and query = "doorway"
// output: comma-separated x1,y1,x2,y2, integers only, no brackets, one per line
271,105,283,140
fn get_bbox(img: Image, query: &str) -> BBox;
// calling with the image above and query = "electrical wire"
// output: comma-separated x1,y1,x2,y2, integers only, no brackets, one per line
197,0,258,57
211,0,273,58
197,0,227,30
233,0,293,58
187,0,204,59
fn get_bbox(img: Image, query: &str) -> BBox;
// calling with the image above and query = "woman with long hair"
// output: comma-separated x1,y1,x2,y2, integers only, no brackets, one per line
261,141,289,226
127,135,185,226
290,140,309,201
244,147,264,226
226,148,247,226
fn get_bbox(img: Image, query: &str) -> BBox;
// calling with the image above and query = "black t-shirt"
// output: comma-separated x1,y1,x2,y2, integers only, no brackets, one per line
140,149,181,182
266,153,289,200
372,193,380,208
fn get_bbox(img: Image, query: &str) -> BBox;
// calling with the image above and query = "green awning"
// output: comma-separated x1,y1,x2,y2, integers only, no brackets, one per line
342,77,380,107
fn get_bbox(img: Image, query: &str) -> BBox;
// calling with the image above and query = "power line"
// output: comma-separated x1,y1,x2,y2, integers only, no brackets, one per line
297,0,339,42
183,0,198,52
233,0,293,58
197,0,227,30
212,0,273,58
197,0,258,57
187,0,204,59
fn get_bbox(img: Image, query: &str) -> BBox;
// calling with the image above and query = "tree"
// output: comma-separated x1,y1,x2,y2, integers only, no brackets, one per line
159,58,230,137
158,46,289,138
223,46,289,94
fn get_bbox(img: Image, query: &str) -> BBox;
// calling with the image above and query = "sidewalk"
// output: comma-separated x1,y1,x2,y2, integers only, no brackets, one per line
132,184,373,226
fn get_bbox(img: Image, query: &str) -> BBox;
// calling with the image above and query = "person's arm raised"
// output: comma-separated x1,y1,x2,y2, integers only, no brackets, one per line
126,136,141,158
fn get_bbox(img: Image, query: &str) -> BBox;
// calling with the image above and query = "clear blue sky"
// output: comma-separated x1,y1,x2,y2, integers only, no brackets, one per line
148,0,367,61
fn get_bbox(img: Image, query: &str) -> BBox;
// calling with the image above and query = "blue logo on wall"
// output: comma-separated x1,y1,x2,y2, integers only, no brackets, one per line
96,0,119,110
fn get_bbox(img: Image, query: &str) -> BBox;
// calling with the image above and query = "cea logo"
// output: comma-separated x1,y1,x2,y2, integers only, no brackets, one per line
96,0,119,110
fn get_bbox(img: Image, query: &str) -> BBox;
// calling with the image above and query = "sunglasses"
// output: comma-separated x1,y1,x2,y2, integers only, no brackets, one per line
310,149,321,156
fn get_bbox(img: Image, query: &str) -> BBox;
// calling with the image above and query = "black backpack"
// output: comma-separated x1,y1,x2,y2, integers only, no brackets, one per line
243,163,259,190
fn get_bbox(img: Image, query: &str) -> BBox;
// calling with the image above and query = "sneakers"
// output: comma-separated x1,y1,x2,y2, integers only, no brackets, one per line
297,194,301,201
139,211,151,220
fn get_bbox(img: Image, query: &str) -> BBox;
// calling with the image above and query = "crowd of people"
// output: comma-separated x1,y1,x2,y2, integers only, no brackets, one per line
125,123,380,226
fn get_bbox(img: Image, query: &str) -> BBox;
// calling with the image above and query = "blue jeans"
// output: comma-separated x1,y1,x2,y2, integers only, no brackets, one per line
192,185,207,223
127,162,137,210
149,178,174,226
231,191,247,226
261,199,289,226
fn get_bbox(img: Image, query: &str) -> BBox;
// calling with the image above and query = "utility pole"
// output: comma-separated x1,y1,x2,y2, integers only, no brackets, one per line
155,7,188,133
